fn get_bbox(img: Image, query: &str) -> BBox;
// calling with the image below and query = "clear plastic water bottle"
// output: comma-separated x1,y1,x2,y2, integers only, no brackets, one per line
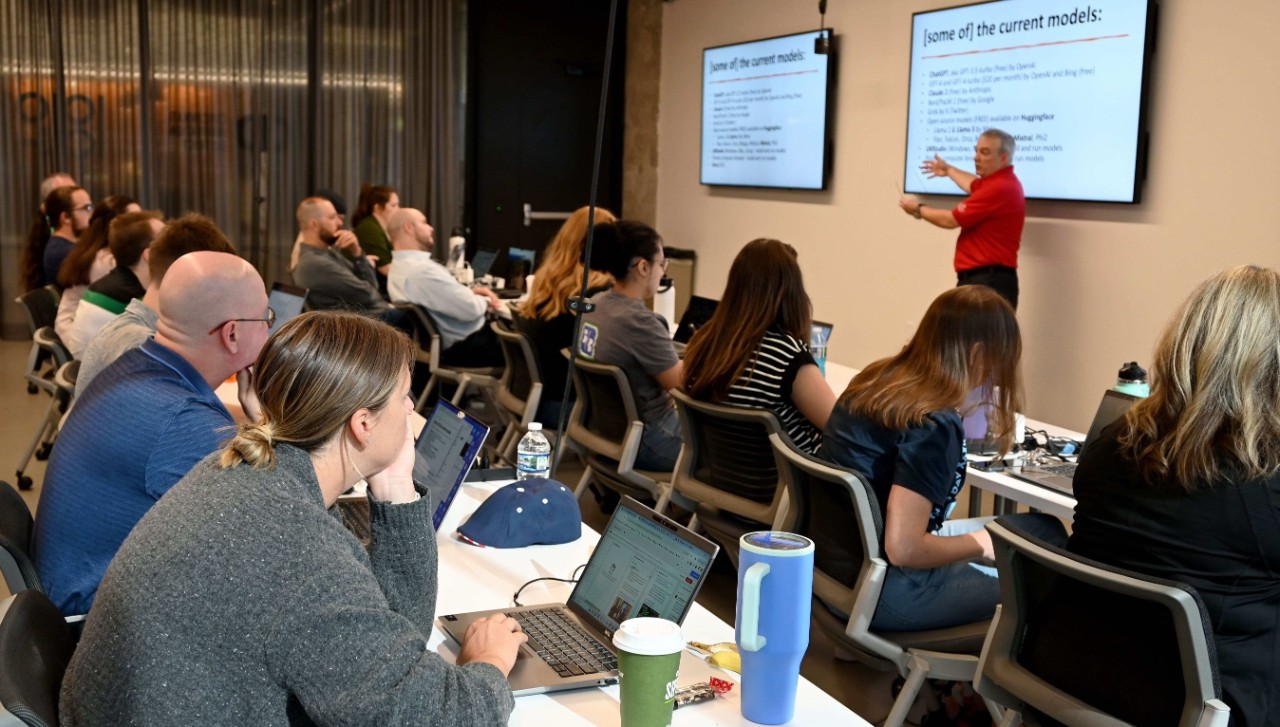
809,326,827,377
516,422,552,480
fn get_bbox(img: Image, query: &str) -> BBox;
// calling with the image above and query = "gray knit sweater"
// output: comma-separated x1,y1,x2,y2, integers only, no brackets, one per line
60,444,515,726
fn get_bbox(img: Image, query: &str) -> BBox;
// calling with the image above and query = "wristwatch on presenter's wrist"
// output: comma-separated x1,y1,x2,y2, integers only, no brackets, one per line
914,204,925,220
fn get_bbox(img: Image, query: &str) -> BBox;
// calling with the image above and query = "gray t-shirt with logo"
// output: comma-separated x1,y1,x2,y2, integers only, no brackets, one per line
577,289,679,423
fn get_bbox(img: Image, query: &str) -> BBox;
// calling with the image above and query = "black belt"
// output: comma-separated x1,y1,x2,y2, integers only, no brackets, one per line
958,265,1016,278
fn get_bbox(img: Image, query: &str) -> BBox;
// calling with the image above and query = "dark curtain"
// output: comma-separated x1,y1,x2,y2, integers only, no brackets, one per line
0,0,464,338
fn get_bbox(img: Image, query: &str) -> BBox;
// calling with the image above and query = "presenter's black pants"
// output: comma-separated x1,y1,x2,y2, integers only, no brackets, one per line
957,265,1018,310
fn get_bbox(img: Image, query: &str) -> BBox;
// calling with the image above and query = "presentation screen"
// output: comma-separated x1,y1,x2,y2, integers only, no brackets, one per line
904,0,1156,203
701,30,833,190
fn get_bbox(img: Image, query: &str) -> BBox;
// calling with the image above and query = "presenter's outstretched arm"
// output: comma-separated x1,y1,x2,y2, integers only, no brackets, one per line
921,155,976,194
899,194,960,230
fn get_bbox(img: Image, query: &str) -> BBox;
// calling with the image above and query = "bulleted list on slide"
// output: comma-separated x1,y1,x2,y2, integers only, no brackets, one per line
905,1,1151,202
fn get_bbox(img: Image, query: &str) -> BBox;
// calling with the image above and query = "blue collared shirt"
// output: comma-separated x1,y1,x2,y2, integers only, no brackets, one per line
32,338,233,615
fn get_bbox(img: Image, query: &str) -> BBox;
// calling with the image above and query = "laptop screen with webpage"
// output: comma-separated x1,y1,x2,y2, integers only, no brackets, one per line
568,499,717,635
412,399,490,529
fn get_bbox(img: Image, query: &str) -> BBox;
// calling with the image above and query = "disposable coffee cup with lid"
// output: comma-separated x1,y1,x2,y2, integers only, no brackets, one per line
613,617,684,727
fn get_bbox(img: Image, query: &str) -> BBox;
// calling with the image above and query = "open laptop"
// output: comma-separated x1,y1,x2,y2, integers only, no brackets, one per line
413,399,491,530
439,496,719,696
812,320,834,345
470,248,499,278
672,295,719,344
267,282,308,332
1007,389,1139,494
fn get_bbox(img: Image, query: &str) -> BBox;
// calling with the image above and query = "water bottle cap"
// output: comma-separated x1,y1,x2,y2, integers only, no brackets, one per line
528,422,542,431
740,531,814,556
1117,361,1148,383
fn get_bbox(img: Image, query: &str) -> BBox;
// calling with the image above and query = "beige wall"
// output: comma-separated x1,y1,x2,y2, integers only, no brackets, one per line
655,0,1280,431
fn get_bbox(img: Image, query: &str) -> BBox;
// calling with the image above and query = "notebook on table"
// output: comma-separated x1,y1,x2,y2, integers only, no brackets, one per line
340,399,489,537
267,282,308,331
1007,389,1139,494
439,495,719,696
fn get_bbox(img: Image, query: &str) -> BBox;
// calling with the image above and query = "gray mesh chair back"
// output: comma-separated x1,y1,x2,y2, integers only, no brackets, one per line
392,303,500,411
0,590,76,727
771,433,996,727
567,357,677,512
669,389,791,562
491,322,543,459
0,482,40,595
975,520,1230,727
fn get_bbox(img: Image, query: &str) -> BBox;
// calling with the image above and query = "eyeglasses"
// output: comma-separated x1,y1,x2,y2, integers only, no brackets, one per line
629,256,669,272
208,307,276,335
72,203,94,213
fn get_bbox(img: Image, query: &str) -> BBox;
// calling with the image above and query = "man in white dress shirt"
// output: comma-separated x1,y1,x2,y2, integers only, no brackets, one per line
386,208,504,367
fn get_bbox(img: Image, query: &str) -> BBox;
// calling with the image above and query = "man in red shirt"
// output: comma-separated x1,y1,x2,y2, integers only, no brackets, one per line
899,129,1025,309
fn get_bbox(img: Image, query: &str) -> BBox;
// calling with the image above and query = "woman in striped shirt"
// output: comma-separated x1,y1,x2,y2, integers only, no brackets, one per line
682,238,834,453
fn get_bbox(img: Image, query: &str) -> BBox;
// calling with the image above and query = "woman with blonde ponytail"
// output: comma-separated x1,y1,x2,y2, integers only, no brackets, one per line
63,311,527,726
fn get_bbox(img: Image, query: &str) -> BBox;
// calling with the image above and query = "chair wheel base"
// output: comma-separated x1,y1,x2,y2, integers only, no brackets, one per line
36,443,53,461
26,383,37,395
16,472,33,490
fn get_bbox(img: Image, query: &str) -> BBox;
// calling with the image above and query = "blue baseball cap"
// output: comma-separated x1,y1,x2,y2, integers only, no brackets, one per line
457,478,581,548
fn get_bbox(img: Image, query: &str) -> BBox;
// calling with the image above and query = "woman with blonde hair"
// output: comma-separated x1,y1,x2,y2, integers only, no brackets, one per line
62,311,525,726
1070,265,1280,725
821,285,1064,630
682,238,833,453
517,205,616,423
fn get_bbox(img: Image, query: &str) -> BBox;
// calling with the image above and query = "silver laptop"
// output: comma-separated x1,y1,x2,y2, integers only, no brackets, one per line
1008,389,1139,494
267,282,308,331
439,496,719,696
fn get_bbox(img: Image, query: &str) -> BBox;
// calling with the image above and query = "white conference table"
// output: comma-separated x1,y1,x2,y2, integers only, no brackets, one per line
430,478,871,726
963,418,1084,521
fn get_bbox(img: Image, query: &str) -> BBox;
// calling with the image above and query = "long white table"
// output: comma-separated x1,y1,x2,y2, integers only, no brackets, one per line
430,479,871,726
964,418,1084,521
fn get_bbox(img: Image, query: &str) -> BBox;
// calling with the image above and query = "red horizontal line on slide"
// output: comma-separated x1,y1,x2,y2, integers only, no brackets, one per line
710,69,820,84
922,33,1129,60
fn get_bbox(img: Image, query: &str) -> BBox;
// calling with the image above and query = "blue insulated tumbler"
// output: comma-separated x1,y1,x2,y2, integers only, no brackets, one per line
736,531,815,724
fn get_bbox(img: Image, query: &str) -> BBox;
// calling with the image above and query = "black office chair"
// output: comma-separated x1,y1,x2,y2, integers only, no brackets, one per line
566,357,684,513
975,520,1231,727
770,433,999,727
0,480,41,595
0,590,77,726
14,287,61,397
15,357,76,492
669,389,792,567
393,303,501,412
491,322,544,461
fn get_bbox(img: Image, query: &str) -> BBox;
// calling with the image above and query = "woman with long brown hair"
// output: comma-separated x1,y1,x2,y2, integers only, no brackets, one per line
54,194,140,353
822,285,1064,630
1070,265,1280,725
682,238,833,453
516,205,616,423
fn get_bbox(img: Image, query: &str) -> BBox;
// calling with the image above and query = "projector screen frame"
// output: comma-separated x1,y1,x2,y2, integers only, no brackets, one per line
699,28,836,192
902,0,1159,205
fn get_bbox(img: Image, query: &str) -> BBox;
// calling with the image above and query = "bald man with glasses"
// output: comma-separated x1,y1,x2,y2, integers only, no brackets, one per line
33,251,270,616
